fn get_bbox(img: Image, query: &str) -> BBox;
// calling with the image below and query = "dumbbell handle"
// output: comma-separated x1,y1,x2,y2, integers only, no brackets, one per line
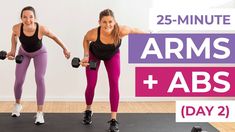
79,61,96,70
71,58,90,67
80,61,90,66
71,57,96,70
0,50,23,64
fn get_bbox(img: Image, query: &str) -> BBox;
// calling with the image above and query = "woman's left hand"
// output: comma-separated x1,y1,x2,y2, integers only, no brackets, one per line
63,49,70,59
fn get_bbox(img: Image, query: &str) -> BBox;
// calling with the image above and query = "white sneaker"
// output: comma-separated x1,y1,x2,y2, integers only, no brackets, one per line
35,112,45,125
11,103,22,117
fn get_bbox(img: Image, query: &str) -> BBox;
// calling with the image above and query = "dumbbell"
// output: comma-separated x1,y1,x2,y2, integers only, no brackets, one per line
0,50,7,60
0,50,24,64
191,126,207,132
71,57,97,70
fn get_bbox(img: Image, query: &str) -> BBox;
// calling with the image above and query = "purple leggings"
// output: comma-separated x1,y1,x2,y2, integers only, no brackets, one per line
85,51,120,112
14,46,47,105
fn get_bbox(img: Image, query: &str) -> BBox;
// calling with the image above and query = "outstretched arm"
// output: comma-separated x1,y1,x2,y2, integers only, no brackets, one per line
119,25,145,38
41,26,70,59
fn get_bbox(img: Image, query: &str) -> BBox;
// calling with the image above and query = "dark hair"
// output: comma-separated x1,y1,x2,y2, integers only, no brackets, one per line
99,9,120,45
20,6,36,18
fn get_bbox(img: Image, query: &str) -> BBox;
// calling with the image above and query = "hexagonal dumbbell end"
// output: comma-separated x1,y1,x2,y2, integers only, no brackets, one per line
89,61,97,70
71,57,80,68
15,55,24,64
0,50,7,60
191,126,202,132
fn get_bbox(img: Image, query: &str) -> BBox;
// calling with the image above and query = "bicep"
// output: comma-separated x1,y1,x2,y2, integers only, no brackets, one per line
11,27,19,42
41,26,56,39
11,33,18,43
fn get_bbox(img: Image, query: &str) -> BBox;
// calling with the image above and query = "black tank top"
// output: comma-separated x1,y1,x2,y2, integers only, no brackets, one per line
19,23,42,52
89,27,121,60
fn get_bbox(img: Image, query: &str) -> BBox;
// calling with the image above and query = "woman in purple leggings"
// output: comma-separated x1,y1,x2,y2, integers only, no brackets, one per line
80,9,144,132
6,6,70,125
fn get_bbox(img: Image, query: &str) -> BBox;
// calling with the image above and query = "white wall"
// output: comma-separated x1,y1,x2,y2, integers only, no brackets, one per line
0,0,234,102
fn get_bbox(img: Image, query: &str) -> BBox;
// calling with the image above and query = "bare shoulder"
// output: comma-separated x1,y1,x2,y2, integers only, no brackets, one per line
119,25,129,31
12,23,21,35
38,24,48,32
85,28,98,41
119,25,131,37
38,23,50,35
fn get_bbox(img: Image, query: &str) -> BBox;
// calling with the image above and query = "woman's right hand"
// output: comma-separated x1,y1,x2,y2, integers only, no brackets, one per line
80,57,89,67
6,51,15,60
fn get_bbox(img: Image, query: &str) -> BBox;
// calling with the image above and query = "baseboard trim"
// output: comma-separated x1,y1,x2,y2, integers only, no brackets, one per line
1,96,234,102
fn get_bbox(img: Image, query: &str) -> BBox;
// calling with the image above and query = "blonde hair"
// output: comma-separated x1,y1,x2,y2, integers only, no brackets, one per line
99,9,120,46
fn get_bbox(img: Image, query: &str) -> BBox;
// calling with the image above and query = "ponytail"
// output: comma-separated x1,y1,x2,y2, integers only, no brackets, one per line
112,23,120,46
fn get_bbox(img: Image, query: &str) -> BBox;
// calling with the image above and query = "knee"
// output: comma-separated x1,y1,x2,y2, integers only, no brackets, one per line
14,79,24,87
109,79,119,88
86,81,97,90
35,75,45,85
86,85,95,93
110,84,119,94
